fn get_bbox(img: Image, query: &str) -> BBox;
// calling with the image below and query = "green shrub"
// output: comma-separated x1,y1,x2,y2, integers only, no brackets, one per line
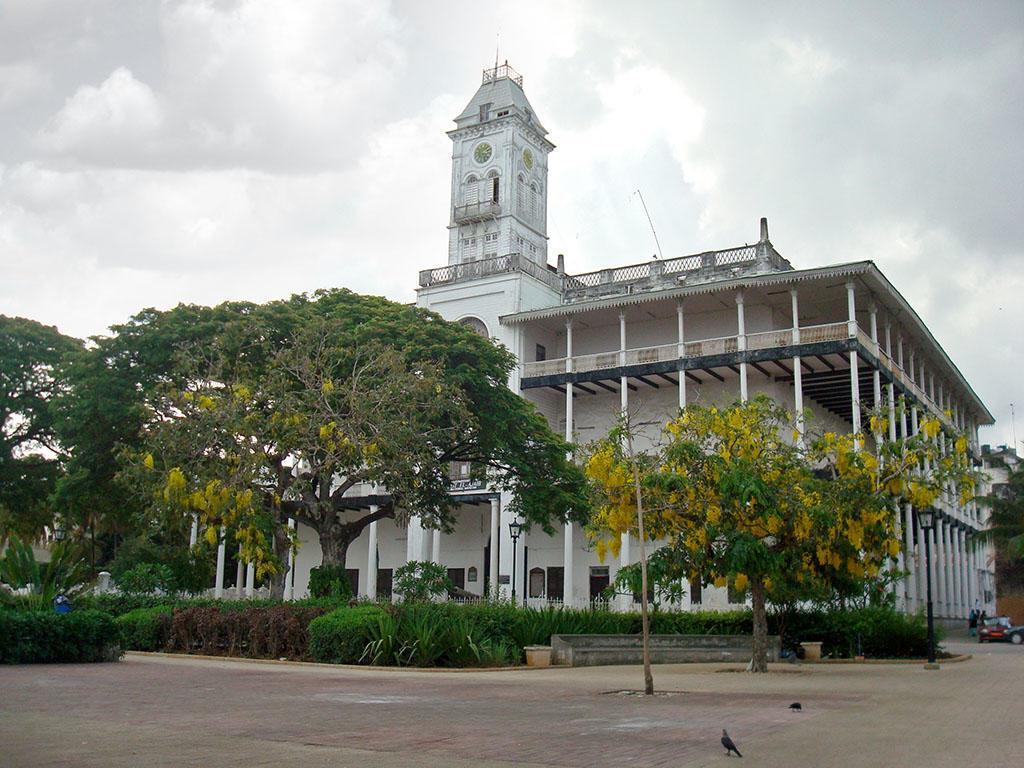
0,609,121,664
308,565,354,601
109,535,215,596
117,564,177,596
116,606,173,651
775,605,936,659
308,605,385,663
393,561,451,602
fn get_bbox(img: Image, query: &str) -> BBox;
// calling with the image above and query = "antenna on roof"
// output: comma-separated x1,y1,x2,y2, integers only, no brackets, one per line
495,33,500,73
634,189,664,260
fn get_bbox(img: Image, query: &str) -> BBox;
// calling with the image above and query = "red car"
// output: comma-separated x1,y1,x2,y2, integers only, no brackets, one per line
978,616,1014,643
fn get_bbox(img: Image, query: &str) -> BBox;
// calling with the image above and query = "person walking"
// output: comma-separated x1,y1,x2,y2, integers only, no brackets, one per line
969,607,979,637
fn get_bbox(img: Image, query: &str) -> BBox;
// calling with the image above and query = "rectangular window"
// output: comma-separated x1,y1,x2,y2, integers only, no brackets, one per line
479,103,491,122
535,344,546,361
448,567,465,590
496,109,509,117
529,568,546,598
491,177,499,203
377,568,393,599
546,567,564,600
589,566,610,602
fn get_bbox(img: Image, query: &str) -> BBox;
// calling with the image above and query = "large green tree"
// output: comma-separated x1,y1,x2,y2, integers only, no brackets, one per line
0,315,81,541
126,289,588,588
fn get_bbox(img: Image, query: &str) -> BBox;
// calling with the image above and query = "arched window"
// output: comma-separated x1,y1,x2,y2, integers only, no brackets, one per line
529,182,538,221
458,316,488,337
517,173,526,216
463,175,479,205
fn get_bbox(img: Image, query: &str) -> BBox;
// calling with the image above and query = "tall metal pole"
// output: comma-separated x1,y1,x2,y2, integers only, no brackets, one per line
925,530,937,666
511,534,519,604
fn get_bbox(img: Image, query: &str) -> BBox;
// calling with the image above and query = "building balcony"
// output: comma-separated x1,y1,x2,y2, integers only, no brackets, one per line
453,200,502,224
522,322,849,379
419,252,562,291
522,321,955,431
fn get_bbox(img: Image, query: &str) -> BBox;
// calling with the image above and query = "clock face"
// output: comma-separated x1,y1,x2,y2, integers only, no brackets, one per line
474,143,493,164
522,147,534,170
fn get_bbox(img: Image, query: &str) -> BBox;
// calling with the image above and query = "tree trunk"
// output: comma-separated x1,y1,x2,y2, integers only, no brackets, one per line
626,427,655,695
318,523,352,568
750,578,769,673
268,525,291,600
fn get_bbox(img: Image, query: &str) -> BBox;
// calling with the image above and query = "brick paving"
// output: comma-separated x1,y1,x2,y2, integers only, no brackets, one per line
1,648,1021,767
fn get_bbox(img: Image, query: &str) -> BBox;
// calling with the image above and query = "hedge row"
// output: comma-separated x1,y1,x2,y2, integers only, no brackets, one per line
0,610,122,664
111,602,938,665
76,592,349,618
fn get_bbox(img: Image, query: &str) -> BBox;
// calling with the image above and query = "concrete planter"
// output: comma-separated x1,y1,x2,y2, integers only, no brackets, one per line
800,641,823,661
524,646,552,667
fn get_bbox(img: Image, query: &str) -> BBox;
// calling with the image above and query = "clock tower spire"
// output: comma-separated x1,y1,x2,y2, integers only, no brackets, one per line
447,63,554,267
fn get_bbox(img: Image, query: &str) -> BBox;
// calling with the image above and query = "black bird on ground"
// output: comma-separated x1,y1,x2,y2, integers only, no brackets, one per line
789,702,802,711
721,729,742,757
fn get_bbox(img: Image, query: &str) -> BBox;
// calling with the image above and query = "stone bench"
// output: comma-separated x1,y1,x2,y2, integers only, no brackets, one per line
550,634,780,667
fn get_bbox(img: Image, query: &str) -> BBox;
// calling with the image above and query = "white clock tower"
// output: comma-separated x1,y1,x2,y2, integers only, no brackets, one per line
447,63,554,267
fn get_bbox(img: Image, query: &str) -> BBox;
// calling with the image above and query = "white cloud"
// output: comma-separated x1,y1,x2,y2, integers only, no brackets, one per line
36,67,162,155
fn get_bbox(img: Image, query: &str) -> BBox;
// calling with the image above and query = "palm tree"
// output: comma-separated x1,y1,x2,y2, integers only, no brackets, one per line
979,460,1024,557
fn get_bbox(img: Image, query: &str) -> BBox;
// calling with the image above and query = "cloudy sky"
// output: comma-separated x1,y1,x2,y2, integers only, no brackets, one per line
1,0,1021,446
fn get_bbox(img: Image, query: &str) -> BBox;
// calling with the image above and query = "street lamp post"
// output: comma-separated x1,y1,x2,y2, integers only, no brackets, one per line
918,507,939,669
509,519,523,605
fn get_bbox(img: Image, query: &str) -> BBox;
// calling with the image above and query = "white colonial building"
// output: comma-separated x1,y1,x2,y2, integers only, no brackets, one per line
219,64,997,620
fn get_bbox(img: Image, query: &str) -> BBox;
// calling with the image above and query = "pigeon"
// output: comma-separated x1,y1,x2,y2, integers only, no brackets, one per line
721,729,742,758
789,702,802,711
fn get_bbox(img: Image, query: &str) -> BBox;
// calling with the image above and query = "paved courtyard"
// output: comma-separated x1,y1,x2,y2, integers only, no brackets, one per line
1,642,1021,768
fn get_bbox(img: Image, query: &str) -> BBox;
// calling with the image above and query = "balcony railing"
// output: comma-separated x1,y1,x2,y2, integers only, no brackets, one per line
419,253,562,291
522,321,857,380
453,200,501,224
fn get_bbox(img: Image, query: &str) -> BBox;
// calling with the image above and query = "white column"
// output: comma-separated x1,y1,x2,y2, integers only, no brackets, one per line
406,515,424,563
431,528,441,565
367,505,379,600
904,505,917,610
189,516,198,549
618,311,630,600
850,350,861,445
870,303,881,421
235,543,245,595
489,497,500,599
284,518,296,601
846,281,858,338
944,522,956,616
935,521,947,616
791,289,804,446
562,322,575,607
677,301,686,409
245,561,255,598
848,280,861,443
737,291,748,402
214,526,226,599
949,524,961,617
959,528,969,616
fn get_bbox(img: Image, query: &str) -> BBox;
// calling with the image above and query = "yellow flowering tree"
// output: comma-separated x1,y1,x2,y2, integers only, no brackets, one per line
585,395,974,672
